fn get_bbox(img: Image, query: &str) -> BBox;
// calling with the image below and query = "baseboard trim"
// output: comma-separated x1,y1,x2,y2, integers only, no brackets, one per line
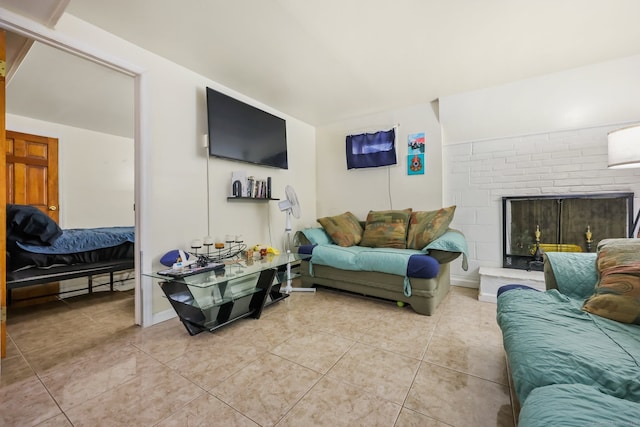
152,308,176,326
451,276,478,289
478,267,544,304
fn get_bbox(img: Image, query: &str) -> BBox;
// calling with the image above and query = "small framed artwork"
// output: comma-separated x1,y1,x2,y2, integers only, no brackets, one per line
407,133,425,175
408,154,424,175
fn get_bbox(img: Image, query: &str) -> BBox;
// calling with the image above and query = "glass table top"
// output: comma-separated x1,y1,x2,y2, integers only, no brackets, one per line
143,252,309,288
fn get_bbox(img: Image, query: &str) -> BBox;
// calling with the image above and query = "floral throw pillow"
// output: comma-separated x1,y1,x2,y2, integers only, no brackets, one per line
582,238,640,324
406,206,456,250
317,212,363,247
359,209,412,249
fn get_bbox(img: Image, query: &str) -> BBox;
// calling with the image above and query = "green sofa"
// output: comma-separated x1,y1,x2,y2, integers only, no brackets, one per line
497,248,640,426
295,228,467,315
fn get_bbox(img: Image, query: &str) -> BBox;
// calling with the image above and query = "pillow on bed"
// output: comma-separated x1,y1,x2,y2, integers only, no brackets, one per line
582,238,640,324
6,204,63,246
359,209,412,249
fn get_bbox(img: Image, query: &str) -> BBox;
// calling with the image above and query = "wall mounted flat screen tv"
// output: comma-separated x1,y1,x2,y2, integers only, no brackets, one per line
206,87,288,169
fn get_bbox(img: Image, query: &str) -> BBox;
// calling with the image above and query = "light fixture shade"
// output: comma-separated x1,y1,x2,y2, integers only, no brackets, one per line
608,124,640,169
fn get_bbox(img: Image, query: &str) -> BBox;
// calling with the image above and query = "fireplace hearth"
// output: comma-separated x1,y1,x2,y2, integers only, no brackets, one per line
502,193,633,271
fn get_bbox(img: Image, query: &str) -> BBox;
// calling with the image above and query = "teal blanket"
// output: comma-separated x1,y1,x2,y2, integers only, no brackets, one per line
424,229,469,271
519,384,640,427
309,245,421,276
544,252,598,299
497,289,640,403
309,245,422,297
302,227,469,298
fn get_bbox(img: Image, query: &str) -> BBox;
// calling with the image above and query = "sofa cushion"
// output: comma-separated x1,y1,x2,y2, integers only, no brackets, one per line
497,288,640,403
359,209,412,249
582,238,640,324
317,212,363,247
406,206,456,250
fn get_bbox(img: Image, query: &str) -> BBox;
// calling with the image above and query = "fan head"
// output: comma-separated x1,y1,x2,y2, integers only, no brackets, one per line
278,185,301,218
284,185,301,218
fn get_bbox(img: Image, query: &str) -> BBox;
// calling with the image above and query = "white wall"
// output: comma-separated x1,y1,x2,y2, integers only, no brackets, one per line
315,103,443,221
6,114,135,228
440,54,640,288
441,54,640,144
54,14,317,320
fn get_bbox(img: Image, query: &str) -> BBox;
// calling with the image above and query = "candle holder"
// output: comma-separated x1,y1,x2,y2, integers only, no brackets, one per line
528,224,544,271
204,237,247,263
185,235,248,264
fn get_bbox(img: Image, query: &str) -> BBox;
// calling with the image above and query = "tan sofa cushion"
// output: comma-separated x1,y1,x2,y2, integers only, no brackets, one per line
359,209,412,249
582,238,640,324
407,206,456,250
317,211,363,247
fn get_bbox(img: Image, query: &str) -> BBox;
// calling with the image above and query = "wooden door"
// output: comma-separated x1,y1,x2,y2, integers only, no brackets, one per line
6,131,59,219
1,30,7,359
6,131,59,306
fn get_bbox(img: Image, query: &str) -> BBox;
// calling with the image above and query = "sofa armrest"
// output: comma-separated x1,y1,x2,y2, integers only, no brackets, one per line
294,230,312,246
424,229,468,269
543,252,598,300
426,249,460,264
295,228,333,246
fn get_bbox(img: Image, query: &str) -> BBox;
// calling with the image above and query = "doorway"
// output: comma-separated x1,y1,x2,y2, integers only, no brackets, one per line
5,42,136,297
0,14,151,362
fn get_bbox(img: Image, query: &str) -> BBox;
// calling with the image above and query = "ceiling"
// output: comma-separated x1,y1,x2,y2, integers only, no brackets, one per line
3,0,640,138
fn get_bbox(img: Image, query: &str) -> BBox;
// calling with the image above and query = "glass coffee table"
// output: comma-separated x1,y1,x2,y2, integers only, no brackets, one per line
144,253,309,335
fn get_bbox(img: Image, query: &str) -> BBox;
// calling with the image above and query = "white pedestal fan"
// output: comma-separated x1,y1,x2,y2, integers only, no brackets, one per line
278,185,315,293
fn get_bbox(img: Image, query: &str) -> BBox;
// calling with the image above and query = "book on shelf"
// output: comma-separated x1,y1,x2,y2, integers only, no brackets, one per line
247,176,255,197
246,177,269,198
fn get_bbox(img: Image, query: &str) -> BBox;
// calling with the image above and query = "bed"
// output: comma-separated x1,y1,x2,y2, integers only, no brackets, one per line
6,204,135,303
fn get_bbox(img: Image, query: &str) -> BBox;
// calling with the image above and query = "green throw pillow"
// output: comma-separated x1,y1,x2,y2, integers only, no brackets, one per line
317,212,363,247
406,206,456,250
359,209,412,249
582,238,640,324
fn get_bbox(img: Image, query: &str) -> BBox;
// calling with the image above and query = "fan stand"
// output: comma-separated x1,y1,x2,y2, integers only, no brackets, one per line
282,210,315,294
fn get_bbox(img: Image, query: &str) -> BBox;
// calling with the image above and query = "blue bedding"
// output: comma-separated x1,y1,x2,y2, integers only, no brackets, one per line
16,226,134,255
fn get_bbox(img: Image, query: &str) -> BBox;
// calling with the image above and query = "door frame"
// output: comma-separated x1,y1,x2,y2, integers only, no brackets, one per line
1,30,6,360
0,8,152,327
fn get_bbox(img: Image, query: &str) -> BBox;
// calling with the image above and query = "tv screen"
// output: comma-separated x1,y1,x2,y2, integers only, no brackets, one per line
206,87,288,169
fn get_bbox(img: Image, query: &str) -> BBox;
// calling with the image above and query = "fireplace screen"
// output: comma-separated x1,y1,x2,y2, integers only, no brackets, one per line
502,193,633,271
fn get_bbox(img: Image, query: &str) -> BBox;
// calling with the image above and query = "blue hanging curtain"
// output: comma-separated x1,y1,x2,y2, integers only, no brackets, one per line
346,129,396,169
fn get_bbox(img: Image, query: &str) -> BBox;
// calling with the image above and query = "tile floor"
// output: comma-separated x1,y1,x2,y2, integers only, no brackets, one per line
1,285,514,427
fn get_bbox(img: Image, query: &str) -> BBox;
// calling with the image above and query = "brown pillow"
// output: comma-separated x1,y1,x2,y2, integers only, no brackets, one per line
406,206,456,250
359,209,412,249
317,212,363,247
582,239,640,324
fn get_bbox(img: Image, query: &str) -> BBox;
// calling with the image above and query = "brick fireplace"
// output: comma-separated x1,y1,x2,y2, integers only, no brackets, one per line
442,123,640,301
